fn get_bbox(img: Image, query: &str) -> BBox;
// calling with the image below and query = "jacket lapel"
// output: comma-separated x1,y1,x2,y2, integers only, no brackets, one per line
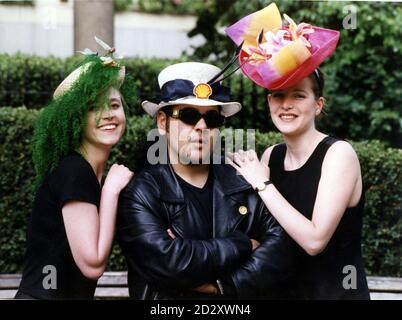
212,163,253,237
158,164,187,224
156,162,253,238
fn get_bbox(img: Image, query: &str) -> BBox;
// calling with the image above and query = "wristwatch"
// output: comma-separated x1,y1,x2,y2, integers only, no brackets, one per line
254,180,272,192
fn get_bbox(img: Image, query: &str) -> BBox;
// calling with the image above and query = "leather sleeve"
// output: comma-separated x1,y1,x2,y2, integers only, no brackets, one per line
220,202,297,299
117,175,252,291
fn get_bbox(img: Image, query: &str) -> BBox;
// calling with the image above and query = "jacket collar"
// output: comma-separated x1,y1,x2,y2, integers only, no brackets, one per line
159,163,185,203
158,160,252,203
212,161,253,195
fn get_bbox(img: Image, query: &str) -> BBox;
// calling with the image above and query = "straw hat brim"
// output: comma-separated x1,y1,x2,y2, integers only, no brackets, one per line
53,64,126,99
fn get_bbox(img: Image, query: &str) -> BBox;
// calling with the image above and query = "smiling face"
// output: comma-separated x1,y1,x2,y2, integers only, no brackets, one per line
267,76,324,137
157,104,221,165
82,87,126,150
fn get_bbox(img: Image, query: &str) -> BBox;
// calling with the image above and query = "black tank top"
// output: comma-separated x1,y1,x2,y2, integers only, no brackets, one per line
269,136,370,299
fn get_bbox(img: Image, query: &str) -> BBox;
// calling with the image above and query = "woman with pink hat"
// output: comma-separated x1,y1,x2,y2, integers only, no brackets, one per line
226,3,370,299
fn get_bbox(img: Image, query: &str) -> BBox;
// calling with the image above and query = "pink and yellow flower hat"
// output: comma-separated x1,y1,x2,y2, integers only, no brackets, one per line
225,3,340,90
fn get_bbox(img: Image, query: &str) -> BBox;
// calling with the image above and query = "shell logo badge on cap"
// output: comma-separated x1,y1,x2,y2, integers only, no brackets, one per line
193,83,212,99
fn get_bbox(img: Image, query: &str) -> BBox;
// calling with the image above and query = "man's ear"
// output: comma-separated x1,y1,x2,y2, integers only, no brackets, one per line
156,110,167,135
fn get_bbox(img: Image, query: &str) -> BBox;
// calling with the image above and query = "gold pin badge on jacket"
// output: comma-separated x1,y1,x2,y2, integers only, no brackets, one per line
238,206,248,215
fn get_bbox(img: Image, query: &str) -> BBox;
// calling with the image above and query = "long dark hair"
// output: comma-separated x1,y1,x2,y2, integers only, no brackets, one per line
308,68,325,99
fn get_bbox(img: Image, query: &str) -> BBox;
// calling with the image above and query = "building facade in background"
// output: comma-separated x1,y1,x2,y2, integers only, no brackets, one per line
0,0,204,58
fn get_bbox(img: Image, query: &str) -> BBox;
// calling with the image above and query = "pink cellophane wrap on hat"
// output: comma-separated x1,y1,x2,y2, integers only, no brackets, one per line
225,3,340,90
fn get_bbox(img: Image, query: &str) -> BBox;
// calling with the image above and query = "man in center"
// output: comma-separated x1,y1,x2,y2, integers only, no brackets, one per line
117,62,295,299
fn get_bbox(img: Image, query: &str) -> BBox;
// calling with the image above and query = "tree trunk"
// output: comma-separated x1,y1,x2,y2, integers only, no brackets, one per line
73,0,114,54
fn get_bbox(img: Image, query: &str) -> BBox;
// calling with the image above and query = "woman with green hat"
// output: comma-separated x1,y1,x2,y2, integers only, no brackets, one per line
16,39,134,299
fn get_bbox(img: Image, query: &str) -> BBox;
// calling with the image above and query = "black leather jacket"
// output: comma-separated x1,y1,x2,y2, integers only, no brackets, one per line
117,162,296,300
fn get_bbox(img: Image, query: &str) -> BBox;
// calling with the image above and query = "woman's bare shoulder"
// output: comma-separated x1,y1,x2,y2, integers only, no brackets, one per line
326,140,359,163
323,140,360,174
261,144,279,165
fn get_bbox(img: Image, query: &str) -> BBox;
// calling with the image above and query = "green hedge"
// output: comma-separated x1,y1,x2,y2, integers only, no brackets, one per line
0,53,295,149
0,54,170,114
0,107,401,276
115,0,208,14
0,53,270,141
1,53,400,148
0,1,34,5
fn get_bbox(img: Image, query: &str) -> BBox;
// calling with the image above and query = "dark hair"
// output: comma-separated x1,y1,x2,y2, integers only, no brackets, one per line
308,68,325,99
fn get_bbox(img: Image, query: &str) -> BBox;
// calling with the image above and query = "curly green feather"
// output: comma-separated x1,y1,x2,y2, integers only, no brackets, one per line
32,55,129,187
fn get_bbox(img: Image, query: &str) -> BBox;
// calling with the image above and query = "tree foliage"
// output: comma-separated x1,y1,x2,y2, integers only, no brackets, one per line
188,1,402,147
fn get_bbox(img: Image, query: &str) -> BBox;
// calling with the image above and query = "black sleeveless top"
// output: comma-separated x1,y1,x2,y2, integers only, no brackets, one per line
269,136,370,299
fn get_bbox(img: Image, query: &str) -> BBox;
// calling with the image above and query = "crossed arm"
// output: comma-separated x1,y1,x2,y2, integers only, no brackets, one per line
117,178,296,297
117,181,253,291
218,206,297,298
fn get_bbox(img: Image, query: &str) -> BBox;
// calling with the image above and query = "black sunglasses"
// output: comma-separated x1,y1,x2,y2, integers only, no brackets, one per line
163,107,226,129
